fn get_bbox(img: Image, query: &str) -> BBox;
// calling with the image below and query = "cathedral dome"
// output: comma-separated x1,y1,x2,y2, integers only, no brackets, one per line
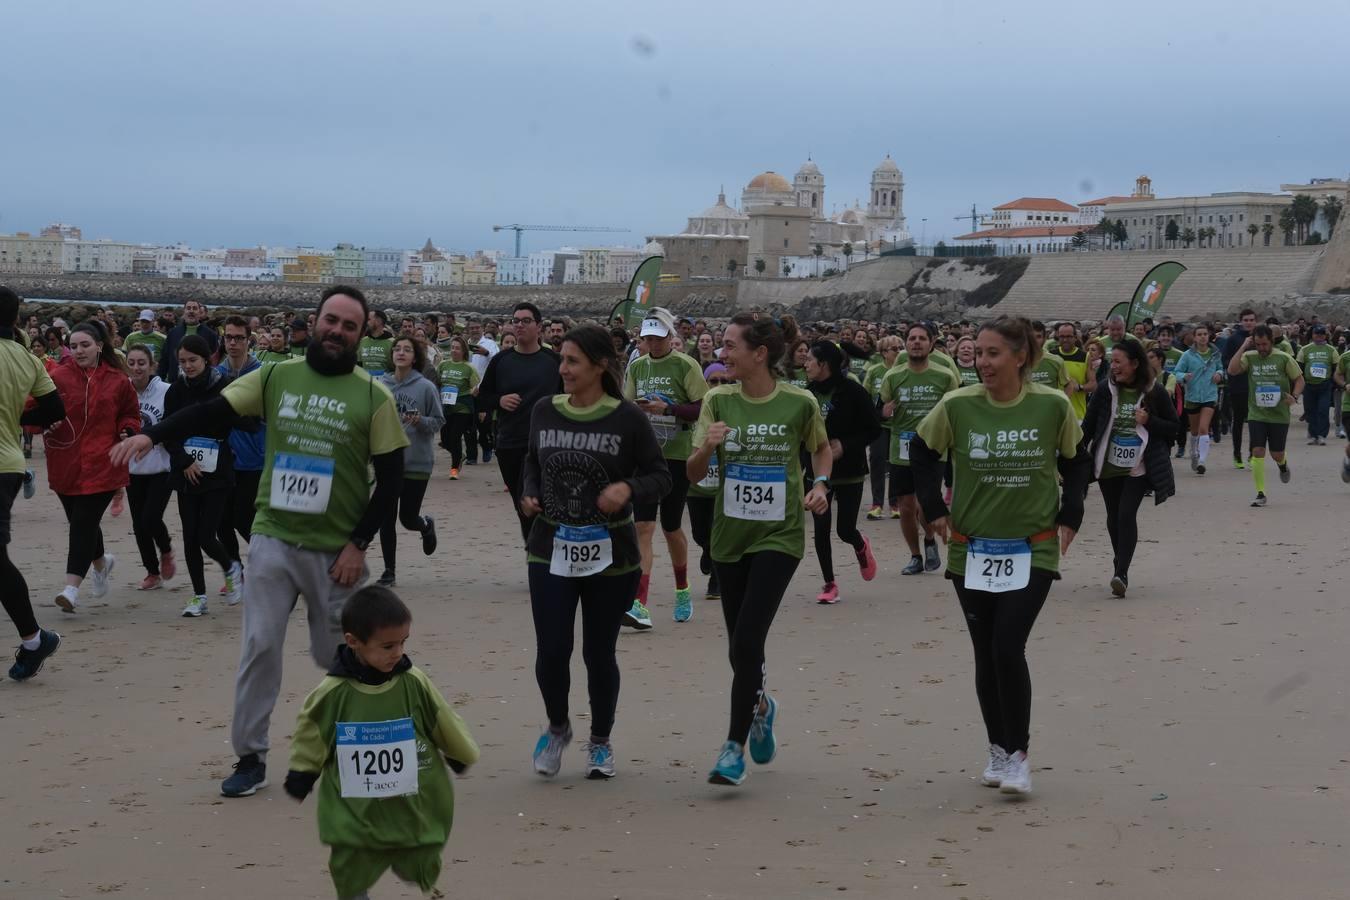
873,155,900,175
642,239,665,257
795,160,820,179
746,171,792,193
838,208,863,225
700,192,744,219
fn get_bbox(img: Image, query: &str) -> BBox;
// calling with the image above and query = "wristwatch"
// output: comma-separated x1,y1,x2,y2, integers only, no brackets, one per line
350,535,372,552
813,475,830,488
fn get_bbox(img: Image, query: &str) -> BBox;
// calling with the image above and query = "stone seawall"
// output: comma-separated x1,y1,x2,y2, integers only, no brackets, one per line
3,274,738,319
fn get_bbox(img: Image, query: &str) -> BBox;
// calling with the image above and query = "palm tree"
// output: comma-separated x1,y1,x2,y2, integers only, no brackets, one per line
1261,222,1275,246
1279,208,1297,245
726,258,738,278
1323,197,1343,237
841,242,853,270
813,243,824,277
1181,227,1196,248
1165,219,1180,247
1112,220,1128,247
782,261,792,277
754,258,766,276
1246,223,1259,247
1291,194,1320,243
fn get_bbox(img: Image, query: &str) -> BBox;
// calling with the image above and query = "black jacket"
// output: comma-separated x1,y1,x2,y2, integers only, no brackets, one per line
163,368,238,494
158,322,219,382
1081,380,1178,504
807,375,881,483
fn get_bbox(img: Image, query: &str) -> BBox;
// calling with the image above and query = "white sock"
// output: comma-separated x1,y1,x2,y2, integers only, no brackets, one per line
1198,435,1210,463
21,633,42,651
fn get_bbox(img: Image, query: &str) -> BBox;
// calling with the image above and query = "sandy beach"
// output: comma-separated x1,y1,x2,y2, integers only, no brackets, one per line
4,440,1348,900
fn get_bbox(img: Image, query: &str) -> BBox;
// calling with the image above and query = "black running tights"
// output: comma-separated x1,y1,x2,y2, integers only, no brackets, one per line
127,473,173,575
1098,475,1147,580
378,477,430,573
867,432,895,508
0,474,37,637
528,563,639,739
442,412,474,469
178,489,232,596
58,491,115,578
953,569,1053,754
713,550,799,744
217,469,259,565
811,481,865,584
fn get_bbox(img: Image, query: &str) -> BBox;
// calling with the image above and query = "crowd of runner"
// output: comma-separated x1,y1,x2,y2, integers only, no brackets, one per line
4,283,1347,897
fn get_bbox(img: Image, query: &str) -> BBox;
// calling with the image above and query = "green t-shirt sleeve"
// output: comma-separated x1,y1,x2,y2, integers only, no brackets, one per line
1296,346,1308,364
692,389,716,447
1056,356,1069,389
916,394,954,453
801,394,827,454
370,388,412,455
1057,398,1083,457
684,359,709,401
288,678,340,774
469,366,481,391
878,371,896,404
945,369,961,393
414,669,481,767
29,355,56,398
1285,355,1303,382
1236,352,1251,374
622,362,638,401
221,367,266,417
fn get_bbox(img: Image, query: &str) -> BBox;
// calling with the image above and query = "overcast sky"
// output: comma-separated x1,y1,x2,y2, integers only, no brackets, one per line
5,0,1347,254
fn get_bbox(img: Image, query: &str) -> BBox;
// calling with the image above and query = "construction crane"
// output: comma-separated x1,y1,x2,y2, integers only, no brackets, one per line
492,224,630,258
952,204,991,236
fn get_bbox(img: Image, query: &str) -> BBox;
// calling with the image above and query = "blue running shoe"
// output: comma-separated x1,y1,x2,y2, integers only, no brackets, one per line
673,588,692,623
221,754,267,797
532,724,573,777
748,693,779,765
583,741,616,779
708,741,747,786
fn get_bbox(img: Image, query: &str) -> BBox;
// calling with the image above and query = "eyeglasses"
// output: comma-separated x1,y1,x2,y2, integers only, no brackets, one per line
512,317,538,325
224,334,248,342
707,378,732,386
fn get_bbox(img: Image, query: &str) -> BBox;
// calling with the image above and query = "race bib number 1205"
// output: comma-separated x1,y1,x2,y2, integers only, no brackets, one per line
269,453,335,514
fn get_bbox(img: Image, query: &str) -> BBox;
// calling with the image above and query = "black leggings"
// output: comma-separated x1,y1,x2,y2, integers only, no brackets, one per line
1229,390,1248,460
713,550,800,744
378,477,431,572
217,469,260,566
1098,476,1147,579
811,481,865,583
687,493,714,571
178,489,232,596
441,412,475,468
127,473,173,575
0,474,38,637
496,447,530,543
528,563,639,739
58,491,115,578
868,432,895,507
953,569,1053,754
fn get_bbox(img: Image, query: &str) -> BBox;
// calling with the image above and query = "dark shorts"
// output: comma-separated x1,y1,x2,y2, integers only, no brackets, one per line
0,472,21,545
888,463,916,497
1183,401,1216,412
1248,421,1288,453
635,457,690,532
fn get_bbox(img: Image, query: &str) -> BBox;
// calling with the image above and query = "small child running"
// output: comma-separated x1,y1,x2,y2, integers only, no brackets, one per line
285,585,479,900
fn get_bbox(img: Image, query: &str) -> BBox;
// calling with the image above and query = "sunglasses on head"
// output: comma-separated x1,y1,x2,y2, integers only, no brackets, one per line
708,377,732,385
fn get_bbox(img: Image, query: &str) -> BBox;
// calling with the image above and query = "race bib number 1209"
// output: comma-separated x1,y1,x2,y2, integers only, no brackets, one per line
336,717,419,799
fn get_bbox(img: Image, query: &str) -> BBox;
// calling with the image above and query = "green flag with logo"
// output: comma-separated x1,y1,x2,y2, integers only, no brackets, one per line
1105,300,1129,324
609,256,664,327
1124,261,1186,329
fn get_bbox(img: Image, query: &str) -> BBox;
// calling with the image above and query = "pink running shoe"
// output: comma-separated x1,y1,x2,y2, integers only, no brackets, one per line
816,582,840,604
159,552,176,581
137,574,162,591
857,536,878,582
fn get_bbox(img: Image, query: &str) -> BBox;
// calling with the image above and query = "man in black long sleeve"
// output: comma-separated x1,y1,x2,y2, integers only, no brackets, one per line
111,286,409,798
2,286,68,681
1221,308,1258,468
477,301,562,541
157,299,219,382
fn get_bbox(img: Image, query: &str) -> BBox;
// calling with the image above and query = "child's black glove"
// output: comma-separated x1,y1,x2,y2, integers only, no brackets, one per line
284,769,319,801
446,756,468,775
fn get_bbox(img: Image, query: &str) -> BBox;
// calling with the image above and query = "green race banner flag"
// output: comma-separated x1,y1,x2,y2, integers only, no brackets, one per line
608,256,664,327
1105,300,1130,323
1124,261,1186,329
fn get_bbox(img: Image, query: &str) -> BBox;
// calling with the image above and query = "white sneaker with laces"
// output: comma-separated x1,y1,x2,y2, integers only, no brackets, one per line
1000,750,1032,794
89,553,115,599
224,562,244,606
182,595,208,618
981,744,1009,787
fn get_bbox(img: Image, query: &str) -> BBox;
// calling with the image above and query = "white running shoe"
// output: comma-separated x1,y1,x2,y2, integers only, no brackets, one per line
1000,750,1032,794
223,562,244,606
981,744,1009,787
88,553,115,599
181,595,208,618
55,586,80,613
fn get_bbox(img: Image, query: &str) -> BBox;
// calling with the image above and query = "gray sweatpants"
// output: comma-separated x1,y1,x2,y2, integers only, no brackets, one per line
230,534,368,761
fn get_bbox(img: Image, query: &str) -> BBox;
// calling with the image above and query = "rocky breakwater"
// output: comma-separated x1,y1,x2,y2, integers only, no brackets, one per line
1208,292,1350,325
791,256,1029,323
4,274,737,320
